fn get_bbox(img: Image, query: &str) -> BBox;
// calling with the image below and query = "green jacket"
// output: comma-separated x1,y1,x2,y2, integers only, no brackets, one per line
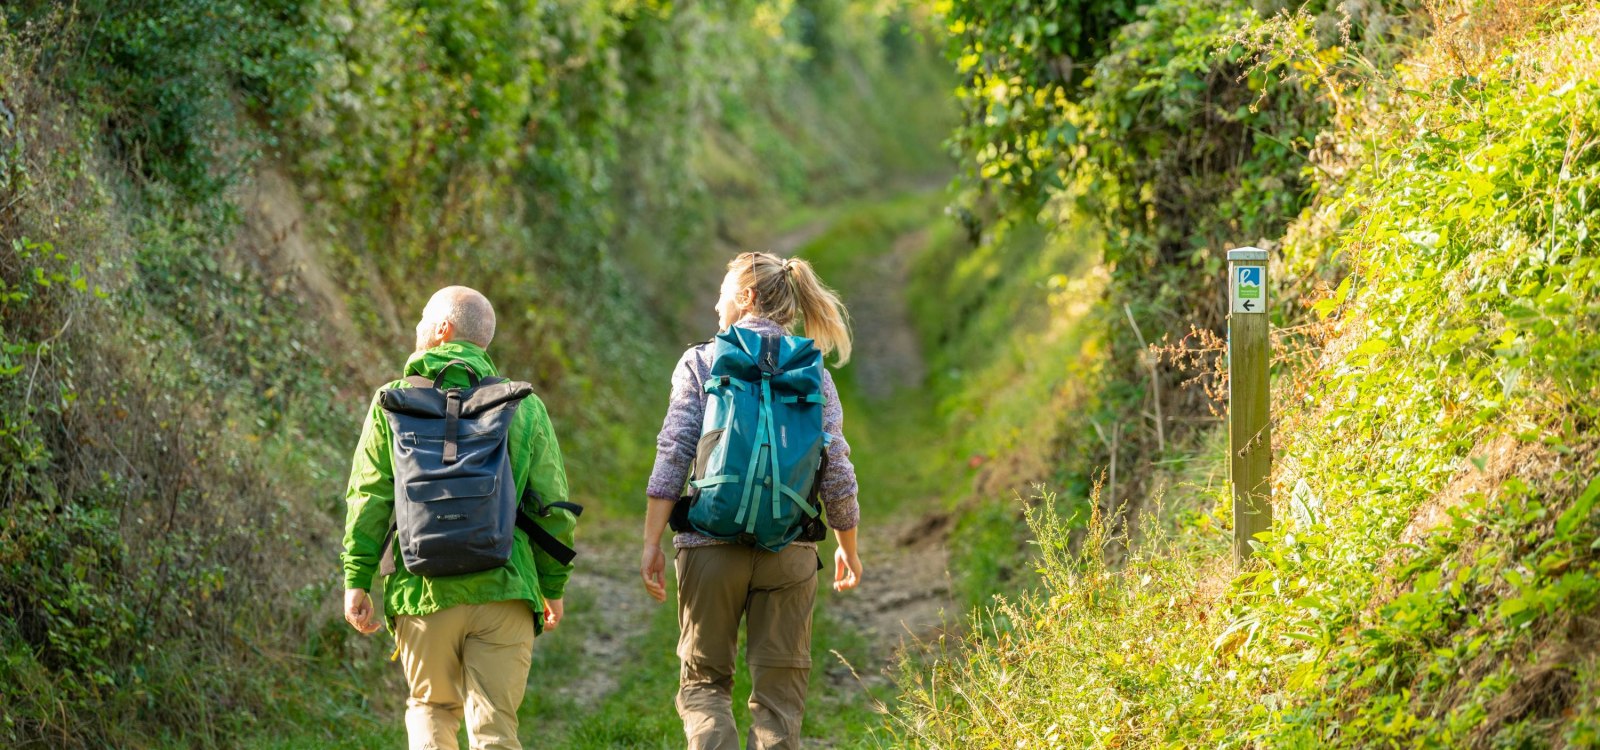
340,342,576,632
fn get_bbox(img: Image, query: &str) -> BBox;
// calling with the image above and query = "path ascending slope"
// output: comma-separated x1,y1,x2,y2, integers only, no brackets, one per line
523,187,966,749
815,221,957,695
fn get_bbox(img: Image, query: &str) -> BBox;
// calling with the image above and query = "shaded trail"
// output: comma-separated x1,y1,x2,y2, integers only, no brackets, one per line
557,537,654,708
846,228,929,399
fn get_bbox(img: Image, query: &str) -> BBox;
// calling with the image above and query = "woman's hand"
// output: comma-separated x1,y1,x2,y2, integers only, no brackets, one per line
641,543,668,602
641,497,675,602
833,546,862,592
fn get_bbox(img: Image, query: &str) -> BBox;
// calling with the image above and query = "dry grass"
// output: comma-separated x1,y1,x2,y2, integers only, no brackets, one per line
1421,0,1576,77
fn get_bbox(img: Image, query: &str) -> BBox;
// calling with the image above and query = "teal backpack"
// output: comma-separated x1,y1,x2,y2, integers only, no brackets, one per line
672,327,830,551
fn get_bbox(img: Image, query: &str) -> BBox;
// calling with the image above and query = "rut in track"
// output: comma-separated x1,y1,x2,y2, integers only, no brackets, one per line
821,224,958,696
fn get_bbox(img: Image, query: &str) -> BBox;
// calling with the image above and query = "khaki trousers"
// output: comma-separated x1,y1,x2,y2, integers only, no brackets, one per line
394,600,536,750
675,544,819,750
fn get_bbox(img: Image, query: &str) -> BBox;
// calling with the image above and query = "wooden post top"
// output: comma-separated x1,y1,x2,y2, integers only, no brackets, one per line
1227,247,1268,261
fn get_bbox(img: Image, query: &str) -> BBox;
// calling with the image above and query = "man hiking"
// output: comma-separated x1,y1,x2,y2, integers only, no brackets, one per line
341,285,578,750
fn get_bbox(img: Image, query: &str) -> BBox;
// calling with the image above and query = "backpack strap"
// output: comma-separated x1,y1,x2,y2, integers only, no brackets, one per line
442,390,463,462
417,366,494,465
431,359,481,389
405,361,480,462
378,523,399,577
518,484,584,566
405,373,506,390
757,333,782,376
516,512,576,566
521,483,585,519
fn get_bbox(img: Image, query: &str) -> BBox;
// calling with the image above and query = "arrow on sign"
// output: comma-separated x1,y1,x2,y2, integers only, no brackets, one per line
1243,300,1255,311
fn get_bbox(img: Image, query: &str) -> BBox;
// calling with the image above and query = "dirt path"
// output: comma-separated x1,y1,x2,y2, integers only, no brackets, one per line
823,223,957,689
559,535,655,707
769,217,836,258
825,512,955,694
845,228,929,399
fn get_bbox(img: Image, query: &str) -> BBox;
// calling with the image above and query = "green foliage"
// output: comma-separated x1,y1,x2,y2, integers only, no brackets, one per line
4,1,318,206
1078,0,1321,270
891,486,1232,747
939,0,1145,205
928,0,1400,545
896,3,1600,746
906,212,1107,497
1230,19,1600,743
937,0,1344,246
0,0,953,746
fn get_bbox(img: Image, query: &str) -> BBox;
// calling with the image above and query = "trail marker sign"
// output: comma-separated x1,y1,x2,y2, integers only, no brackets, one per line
1227,246,1271,567
1232,264,1266,314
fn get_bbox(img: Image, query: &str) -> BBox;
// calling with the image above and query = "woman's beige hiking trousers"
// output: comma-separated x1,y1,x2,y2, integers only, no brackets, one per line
394,599,536,750
675,543,819,750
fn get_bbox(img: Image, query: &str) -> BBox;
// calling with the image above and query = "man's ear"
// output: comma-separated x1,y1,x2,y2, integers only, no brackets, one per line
435,319,455,343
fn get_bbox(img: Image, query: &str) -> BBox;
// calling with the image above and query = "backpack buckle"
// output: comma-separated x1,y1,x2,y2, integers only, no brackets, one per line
757,333,781,377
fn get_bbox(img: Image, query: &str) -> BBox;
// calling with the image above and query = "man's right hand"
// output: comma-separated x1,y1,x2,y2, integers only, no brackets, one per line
344,588,381,634
641,544,667,603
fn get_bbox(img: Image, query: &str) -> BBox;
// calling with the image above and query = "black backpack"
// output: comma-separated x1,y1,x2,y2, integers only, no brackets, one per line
375,360,581,578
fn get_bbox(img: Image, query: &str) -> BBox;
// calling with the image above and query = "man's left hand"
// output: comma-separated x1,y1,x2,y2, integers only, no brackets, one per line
543,598,564,631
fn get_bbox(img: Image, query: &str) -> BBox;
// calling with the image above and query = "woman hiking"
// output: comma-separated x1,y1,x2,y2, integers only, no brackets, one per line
641,251,863,750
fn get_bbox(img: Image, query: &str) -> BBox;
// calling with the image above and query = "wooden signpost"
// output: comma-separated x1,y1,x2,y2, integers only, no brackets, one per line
1228,247,1271,567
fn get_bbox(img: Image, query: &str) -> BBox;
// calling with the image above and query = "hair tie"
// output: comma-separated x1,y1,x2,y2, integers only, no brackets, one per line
781,258,800,298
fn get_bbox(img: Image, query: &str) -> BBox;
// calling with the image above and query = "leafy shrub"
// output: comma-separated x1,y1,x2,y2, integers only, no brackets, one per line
928,0,1403,530
939,0,1146,207
3,1,319,208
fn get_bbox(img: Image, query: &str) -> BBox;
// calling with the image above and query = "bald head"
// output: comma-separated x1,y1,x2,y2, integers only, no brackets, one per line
415,286,496,351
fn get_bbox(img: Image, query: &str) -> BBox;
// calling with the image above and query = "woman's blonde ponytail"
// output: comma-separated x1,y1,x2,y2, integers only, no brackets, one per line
783,259,852,366
726,252,853,366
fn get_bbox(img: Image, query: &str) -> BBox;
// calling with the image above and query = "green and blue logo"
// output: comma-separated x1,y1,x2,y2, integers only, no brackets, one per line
1237,267,1262,299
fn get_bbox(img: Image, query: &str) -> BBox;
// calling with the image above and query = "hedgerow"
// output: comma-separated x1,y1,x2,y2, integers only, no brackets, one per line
894,1,1600,746
0,2,951,745
935,0,1417,525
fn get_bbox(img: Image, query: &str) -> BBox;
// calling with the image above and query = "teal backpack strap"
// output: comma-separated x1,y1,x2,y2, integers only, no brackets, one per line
735,405,770,531
704,376,747,393
757,334,790,527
